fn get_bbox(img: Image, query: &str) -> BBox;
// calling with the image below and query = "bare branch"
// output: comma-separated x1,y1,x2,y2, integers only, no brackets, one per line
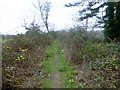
33,0,51,32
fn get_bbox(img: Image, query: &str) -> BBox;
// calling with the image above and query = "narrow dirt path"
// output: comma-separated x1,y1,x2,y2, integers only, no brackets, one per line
41,41,76,88
51,50,61,88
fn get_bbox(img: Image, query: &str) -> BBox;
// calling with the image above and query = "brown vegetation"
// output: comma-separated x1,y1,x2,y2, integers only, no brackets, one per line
57,26,120,88
2,32,52,88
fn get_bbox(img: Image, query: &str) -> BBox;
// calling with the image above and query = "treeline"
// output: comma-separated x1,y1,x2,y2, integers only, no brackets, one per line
65,1,120,42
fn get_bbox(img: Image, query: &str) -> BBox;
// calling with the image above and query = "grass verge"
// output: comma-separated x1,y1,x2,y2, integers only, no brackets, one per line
56,42,77,88
38,41,77,88
37,44,54,88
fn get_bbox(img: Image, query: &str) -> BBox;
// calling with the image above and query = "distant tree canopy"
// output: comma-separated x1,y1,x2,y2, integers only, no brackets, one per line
65,0,120,42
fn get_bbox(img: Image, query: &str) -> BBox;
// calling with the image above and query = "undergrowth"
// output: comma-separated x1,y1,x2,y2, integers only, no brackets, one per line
2,33,51,88
57,28,120,88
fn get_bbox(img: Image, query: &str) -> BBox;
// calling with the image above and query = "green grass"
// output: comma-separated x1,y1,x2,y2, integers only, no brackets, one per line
38,41,77,88
37,45,54,88
55,42,77,88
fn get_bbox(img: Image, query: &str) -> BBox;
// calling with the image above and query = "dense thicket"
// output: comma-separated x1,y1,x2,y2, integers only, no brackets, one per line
56,27,120,88
2,25,52,88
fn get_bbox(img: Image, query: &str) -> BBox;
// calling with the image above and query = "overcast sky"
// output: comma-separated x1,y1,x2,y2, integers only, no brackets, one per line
0,0,80,35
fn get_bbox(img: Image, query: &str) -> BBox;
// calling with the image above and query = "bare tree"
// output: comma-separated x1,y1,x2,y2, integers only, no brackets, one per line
33,0,51,33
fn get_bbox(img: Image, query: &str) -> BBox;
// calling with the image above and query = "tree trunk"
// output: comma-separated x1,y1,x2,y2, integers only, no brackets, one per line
115,1,120,41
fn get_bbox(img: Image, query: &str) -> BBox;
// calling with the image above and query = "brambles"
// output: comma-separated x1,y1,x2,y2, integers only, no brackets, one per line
57,26,120,88
2,25,120,88
2,33,52,88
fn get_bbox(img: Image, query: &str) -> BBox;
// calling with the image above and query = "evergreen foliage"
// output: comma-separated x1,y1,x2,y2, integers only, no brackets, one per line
65,1,120,42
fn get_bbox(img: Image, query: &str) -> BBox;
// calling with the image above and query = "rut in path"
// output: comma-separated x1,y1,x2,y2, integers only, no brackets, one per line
51,48,61,88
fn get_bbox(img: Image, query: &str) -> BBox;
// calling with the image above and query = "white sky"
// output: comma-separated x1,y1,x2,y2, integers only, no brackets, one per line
0,0,80,35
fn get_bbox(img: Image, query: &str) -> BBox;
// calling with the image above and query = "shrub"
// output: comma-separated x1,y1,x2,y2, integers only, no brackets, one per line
57,26,120,88
2,33,52,88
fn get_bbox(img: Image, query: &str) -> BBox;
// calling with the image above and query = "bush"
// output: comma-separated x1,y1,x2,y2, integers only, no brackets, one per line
57,26,120,88
2,33,52,88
